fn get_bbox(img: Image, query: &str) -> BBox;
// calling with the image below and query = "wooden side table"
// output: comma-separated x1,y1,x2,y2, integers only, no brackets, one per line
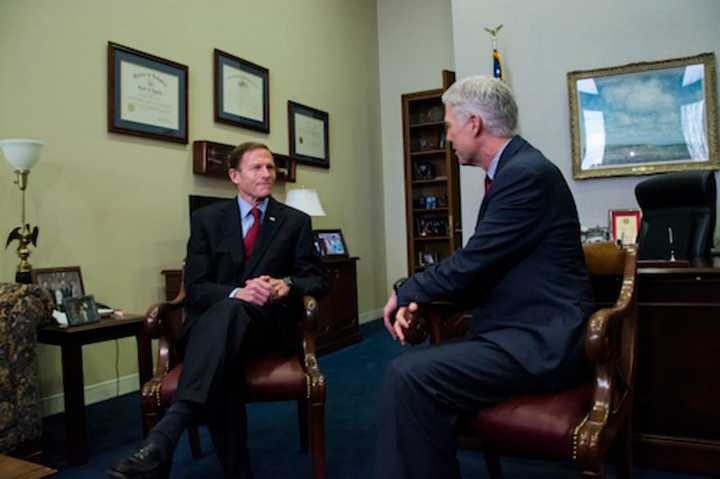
37,315,151,465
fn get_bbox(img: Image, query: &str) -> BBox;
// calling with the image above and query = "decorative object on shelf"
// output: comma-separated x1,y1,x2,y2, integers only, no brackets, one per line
288,100,329,168
1,139,44,283
63,295,100,326
31,266,85,310
192,140,296,182
580,225,610,244
418,251,439,266
414,162,435,180
214,49,269,133
107,42,188,144
609,209,641,245
568,52,718,180
313,229,348,257
416,217,448,237
284,188,326,217
484,24,504,80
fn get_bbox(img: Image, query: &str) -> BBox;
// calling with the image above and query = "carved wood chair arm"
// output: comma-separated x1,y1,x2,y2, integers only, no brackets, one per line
143,289,186,339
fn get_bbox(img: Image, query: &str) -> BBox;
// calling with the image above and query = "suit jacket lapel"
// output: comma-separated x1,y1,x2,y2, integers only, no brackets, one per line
475,135,526,226
243,197,287,278
219,200,245,268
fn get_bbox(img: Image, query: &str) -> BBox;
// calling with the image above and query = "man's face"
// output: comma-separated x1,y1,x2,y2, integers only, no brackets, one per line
229,148,276,202
444,105,478,166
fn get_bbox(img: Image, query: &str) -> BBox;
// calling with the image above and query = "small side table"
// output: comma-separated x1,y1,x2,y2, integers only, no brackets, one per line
37,315,151,465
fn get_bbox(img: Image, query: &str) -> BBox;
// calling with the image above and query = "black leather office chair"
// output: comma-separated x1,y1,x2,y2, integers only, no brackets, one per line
634,171,717,260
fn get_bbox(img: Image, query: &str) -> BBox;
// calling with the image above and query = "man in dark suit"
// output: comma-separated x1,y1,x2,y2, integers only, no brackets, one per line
375,76,594,478
108,142,327,479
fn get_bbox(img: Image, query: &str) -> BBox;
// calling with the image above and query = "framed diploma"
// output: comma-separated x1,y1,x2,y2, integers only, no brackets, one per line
107,42,188,144
214,49,270,133
609,209,641,245
288,101,329,168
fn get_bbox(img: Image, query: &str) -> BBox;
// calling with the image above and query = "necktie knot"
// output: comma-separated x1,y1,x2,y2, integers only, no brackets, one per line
250,207,260,221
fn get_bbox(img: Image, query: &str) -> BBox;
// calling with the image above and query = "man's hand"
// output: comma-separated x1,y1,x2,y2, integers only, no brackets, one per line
393,302,419,346
232,276,273,305
267,277,290,302
383,291,399,339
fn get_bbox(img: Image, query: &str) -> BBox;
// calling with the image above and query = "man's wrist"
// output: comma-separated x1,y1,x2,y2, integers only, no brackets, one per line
283,276,294,291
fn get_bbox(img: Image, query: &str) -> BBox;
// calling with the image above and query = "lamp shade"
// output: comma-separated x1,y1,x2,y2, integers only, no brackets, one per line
0,139,45,171
285,188,326,216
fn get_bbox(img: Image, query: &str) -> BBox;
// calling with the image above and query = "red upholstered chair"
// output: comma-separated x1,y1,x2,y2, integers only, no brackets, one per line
413,241,638,478
138,284,326,479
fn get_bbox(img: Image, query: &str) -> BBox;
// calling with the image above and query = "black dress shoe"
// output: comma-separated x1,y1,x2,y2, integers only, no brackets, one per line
106,440,171,479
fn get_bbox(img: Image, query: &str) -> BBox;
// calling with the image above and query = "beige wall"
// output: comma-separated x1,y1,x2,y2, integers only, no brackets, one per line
377,0,454,286
0,0,384,410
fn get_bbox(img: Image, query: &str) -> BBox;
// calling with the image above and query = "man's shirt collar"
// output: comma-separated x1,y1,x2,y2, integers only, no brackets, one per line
486,137,513,181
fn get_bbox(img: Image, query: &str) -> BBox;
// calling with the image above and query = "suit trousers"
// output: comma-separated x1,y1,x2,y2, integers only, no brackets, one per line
175,298,280,478
374,338,542,479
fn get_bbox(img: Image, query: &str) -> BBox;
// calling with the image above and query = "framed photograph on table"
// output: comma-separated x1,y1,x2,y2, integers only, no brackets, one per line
314,229,348,257
568,53,718,180
288,101,329,168
214,49,270,133
108,42,188,144
609,209,641,245
31,266,85,309
64,295,100,326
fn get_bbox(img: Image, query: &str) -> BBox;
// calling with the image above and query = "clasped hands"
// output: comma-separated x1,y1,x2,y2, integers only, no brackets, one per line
232,275,289,306
383,291,419,346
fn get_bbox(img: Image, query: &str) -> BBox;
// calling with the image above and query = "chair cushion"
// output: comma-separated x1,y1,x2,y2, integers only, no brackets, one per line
460,383,593,459
158,353,307,407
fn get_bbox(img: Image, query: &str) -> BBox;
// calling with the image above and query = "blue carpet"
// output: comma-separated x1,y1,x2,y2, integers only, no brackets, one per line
41,320,712,478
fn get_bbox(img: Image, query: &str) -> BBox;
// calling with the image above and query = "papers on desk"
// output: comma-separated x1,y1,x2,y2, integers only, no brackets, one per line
52,309,69,327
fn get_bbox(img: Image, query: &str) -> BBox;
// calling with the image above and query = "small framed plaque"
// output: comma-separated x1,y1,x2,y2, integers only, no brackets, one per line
609,209,641,245
107,42,189,144
288,101,329,168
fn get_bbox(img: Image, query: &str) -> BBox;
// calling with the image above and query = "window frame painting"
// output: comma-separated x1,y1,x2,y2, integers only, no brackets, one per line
568,53,718,180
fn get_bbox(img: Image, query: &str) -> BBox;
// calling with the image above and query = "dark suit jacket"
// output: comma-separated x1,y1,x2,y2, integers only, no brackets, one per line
182,196,328,353
397,136,594,377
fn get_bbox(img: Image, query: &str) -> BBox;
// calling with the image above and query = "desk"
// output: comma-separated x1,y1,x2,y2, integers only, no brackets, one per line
37,315,151,465
634,259,720,475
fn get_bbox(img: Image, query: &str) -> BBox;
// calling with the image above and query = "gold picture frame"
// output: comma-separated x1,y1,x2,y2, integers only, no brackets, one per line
568,53,719,180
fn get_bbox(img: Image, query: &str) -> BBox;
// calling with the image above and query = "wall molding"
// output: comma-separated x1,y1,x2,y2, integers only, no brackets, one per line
41,373,140,417
359,308,383,324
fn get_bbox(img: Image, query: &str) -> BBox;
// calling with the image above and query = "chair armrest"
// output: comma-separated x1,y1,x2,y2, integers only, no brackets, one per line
299,295,325,399
414,301,472,345
143,289,186,339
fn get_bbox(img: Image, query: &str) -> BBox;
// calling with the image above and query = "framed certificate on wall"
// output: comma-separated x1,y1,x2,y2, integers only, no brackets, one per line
108,42,189,144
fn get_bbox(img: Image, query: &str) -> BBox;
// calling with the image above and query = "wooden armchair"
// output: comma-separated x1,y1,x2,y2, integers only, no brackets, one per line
413,241,638,478
138,286,327,479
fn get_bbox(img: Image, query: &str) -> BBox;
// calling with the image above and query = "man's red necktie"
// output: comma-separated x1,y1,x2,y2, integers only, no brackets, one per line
484,175,493,194
243,207,261,259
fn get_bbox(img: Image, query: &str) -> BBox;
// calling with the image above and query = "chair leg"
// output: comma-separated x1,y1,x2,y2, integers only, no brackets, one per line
298,398,309,451
188,426,202,459
484,452,504,479
309,400,327,479
616,419,633,479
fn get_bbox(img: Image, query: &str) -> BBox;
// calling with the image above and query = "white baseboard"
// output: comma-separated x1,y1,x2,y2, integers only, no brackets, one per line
359,308,383,324
41,373,140,417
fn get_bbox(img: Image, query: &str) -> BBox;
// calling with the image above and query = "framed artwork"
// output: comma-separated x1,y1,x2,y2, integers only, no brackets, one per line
31,266,85,309
108,42,189,144
314,229,348,257
288,101,329,168
568,53,718,180
214,49,270,133
64,295,100,326
609,209,641,245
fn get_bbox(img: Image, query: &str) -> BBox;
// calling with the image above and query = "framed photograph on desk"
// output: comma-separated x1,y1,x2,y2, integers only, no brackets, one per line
609,209,641,245
314,229,348,257
31,266,85,309
63,295,100,326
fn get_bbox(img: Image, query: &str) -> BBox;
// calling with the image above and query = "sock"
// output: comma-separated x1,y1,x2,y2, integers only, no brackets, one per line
149,400,200,456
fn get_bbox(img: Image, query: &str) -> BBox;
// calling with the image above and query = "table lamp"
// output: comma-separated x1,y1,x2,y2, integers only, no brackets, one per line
284,188,326,217
1,139,44,283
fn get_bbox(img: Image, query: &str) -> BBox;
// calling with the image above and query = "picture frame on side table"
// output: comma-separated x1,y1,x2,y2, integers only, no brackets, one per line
214,49,270,133
288,101,329,168
107,42,189,144
568,53,718,179
314,229,348,257
609,209,641,245
31,266,85,310
63,295,100,326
